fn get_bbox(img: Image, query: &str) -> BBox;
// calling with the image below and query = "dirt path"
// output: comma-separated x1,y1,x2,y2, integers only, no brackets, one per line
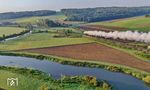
23,43,150,72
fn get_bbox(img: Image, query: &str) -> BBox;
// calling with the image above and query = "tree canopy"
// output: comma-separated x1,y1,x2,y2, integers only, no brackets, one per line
61,7,150,22
0,10,56,20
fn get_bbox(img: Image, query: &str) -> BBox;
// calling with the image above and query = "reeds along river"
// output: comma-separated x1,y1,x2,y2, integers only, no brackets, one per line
0,55,150,90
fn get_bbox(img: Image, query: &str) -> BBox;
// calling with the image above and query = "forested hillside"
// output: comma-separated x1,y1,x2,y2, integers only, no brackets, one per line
0,10,56,20
61,7,150,22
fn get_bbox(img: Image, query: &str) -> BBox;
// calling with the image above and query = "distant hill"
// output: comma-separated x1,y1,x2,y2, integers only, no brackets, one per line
61,6,150,22
0,10,56,20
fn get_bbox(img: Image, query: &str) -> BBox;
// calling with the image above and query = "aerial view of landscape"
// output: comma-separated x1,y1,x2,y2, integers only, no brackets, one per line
0,0,150,90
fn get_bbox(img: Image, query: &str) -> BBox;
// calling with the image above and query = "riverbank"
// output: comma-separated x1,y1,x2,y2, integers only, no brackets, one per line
0,51,150,86
0,66,112,90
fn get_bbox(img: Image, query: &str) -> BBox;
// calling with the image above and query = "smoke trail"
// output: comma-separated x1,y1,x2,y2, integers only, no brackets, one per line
84,31,150,43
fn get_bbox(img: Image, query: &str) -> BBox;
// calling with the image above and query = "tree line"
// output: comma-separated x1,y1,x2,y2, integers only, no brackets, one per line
0,10,56,20
61,6,150,22
37,19,69,27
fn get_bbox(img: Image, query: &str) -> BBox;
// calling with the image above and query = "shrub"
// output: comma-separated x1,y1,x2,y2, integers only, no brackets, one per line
143,76,150,84
103,82,111,90
83,76,97,86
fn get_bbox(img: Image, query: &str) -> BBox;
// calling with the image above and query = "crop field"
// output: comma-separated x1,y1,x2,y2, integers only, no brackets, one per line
89,16,150,32
23,43,150,72
0,27,25,37
0,32,94,50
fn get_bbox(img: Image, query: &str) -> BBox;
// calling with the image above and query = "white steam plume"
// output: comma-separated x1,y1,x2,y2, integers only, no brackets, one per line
84,31,150,43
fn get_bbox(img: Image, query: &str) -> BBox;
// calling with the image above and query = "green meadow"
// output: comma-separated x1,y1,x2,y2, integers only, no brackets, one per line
13,13,66,24
0,28,94,50
90,16,150,32
0,27,25,37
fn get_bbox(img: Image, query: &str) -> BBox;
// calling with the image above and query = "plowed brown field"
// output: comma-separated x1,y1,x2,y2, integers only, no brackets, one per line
80,25,127,31
23,43,150,72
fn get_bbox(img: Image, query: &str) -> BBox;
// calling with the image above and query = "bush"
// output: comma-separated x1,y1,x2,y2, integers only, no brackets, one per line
83,76,97,86
103,82,111,90
145,14,150,17
143,76,150,84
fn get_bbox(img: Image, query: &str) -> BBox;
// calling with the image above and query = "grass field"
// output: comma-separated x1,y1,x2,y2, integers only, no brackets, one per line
90,16,150,32
0,32,94,51
14,13,67,24
0,27,25,37
0,70,45,90
0,13,67,24
0,69,106,90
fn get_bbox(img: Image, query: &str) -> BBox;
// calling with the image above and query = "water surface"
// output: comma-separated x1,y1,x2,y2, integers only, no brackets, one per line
0,56,150,90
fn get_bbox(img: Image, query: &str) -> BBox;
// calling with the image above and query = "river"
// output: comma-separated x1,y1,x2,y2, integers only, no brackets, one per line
0,55,150,90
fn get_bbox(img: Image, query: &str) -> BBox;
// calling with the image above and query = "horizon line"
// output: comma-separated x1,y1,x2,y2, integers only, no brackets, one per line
0,5,150,13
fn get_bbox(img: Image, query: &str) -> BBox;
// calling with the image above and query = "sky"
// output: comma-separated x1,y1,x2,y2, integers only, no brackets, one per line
0,0,150,13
